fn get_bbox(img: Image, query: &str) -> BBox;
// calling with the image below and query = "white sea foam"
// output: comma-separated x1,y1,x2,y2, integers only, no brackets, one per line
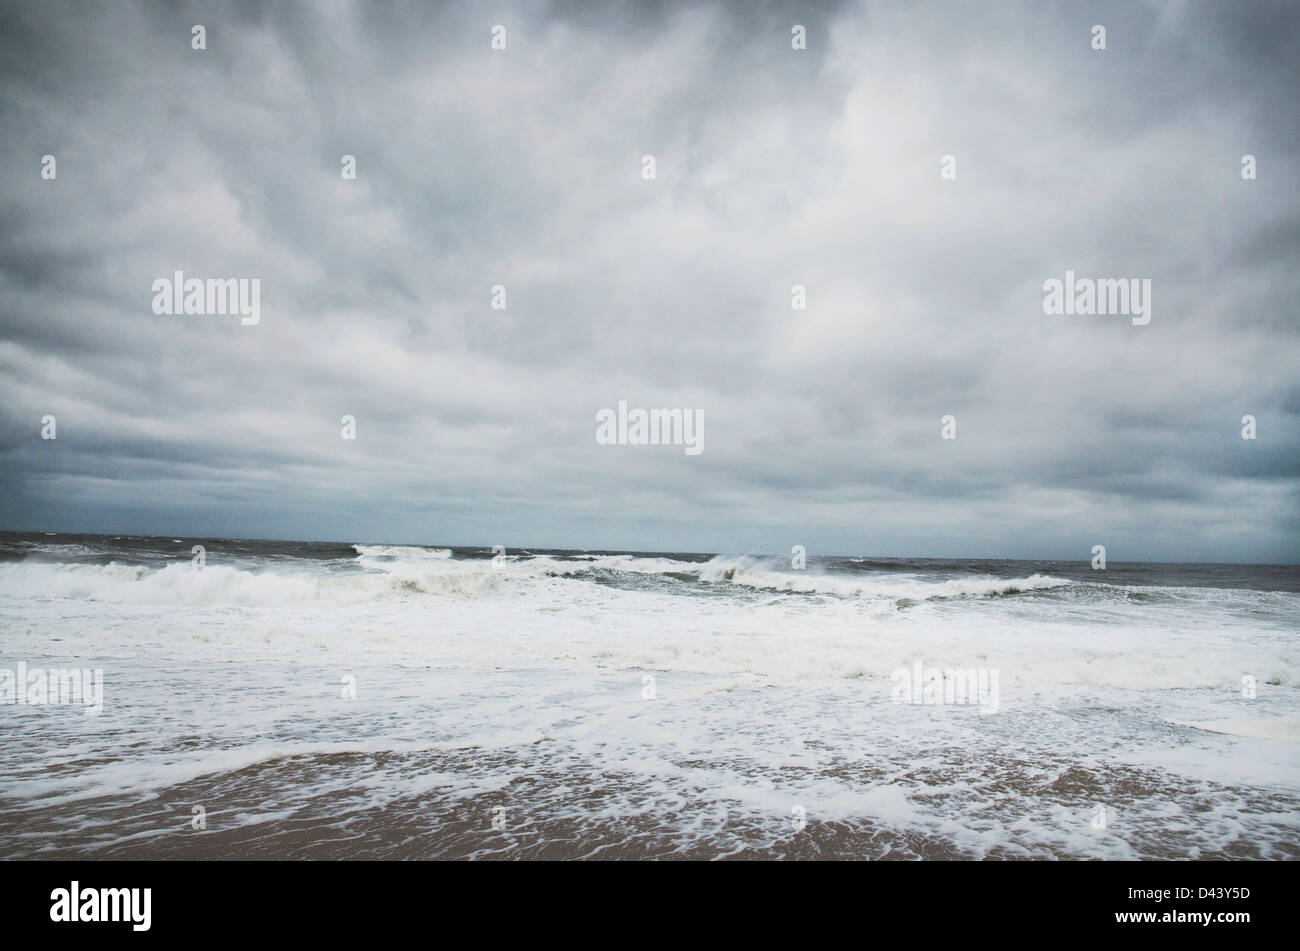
353,544,452,560
695,554,1072,600
1,543,1296,859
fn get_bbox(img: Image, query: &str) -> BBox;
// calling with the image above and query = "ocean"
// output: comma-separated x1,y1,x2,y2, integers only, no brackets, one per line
0,531,1296,859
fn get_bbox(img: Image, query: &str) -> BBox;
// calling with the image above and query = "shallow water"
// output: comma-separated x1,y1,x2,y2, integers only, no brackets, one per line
1,532,1296,859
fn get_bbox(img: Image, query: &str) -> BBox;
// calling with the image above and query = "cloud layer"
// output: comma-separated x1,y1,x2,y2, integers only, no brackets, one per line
1,0,1297,561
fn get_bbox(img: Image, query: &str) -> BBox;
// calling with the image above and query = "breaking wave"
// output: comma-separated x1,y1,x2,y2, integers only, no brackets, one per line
0,547,1080,608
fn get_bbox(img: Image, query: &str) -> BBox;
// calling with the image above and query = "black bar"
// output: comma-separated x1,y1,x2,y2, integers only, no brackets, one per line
0,860,1280,938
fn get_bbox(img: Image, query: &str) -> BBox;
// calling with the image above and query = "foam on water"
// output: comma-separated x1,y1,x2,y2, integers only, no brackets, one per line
0,537,1296,858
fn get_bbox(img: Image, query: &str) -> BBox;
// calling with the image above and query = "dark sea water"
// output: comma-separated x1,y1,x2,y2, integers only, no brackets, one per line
1,532,1296,859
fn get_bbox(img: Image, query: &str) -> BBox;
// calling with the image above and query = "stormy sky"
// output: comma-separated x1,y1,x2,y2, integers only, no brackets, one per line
1,0,1297,562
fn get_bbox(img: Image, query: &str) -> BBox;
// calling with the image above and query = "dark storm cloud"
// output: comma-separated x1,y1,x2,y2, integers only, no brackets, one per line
0,0,1296,561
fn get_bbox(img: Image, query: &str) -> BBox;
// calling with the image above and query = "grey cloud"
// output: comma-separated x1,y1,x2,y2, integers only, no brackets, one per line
0,0,1296,562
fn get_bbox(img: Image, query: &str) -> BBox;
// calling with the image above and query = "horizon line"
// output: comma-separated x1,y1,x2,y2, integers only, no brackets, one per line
1,528,1295,568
